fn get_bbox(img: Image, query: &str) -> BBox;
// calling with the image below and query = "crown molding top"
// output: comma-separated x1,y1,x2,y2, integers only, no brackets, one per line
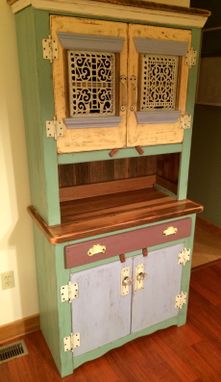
7,0,210,28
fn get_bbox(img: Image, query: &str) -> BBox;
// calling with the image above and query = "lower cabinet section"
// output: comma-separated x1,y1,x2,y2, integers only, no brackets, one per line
70,244,183,357
33,214,196,377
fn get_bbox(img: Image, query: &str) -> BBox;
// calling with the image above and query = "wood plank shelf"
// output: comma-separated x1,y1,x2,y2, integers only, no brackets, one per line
28,188,203,244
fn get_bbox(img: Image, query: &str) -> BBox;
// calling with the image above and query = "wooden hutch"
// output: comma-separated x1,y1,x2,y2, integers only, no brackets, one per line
8,0,209,377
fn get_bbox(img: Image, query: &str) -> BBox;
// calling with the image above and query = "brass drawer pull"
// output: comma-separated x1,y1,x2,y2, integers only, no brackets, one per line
163,226,178,236
87,244,106,257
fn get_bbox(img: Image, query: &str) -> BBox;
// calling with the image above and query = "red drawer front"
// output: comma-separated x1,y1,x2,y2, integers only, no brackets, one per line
64,218,192,268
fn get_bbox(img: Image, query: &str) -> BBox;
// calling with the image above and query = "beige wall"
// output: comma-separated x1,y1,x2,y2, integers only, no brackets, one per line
0,2,39,325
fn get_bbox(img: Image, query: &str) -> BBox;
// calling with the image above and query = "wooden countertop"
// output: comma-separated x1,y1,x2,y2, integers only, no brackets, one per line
28,188,203,244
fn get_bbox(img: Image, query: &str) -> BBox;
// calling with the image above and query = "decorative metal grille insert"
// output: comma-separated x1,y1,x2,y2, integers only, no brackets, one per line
68,50,116,117
140,54,179,111
0,340,28,364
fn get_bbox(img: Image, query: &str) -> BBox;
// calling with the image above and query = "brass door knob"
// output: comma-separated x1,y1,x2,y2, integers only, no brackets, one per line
122,276,132,287
136,272,146,282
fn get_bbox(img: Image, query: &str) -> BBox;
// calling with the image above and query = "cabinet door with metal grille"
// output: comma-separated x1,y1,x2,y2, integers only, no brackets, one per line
127,24,192,147
51,16,128,154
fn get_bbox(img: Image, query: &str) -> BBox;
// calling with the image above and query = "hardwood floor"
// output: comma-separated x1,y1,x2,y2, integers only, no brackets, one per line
1,260,221,381
192,218,221,268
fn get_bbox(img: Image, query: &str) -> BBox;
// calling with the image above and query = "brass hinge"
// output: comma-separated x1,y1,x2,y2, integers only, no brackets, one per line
175,291,187,310
46,117,64,140
42,35,58,63
64,333,80,352
185,47,197,68
179,114,192,130
60,282,79,303
178,248,191,266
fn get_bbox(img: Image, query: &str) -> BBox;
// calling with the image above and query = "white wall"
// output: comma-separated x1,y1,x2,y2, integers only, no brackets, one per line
0,2,39,325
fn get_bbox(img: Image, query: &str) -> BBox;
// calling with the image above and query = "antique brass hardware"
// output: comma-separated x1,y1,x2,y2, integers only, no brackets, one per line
130,75,137,111
120,75,127,111
87,244,106,256
175,291,187,310
185,47,197,68
119,254,126,263
122,276,132,286
163,226,178,236
134,263,146,291
60,282,79,303
142,248,148,257
42,35,58,63
64,333,80,352
136,272,146,282
135,146,144,155
121,267,132,296
178,248,191,266
109,148,120,157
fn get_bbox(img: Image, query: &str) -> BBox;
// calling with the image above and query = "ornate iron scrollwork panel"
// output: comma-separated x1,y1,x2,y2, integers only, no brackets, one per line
140,54,179,111
68,50,116,117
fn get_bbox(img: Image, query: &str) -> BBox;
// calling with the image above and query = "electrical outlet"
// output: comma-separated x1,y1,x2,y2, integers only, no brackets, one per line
1,271,15,290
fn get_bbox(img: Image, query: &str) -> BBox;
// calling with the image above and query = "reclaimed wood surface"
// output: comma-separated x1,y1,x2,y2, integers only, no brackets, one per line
28,188,203,243
60,175,156,201
127,24,191,147
65,217,191,267
51,15,127,154
1,259,221,381
58,156,158,187
7,0,210,17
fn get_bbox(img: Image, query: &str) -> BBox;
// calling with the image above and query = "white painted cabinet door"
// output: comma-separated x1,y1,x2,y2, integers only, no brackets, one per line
70,258,132,356
131,244,183,333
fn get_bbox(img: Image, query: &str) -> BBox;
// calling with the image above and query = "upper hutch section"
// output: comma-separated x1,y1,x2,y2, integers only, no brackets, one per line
8,0,209,226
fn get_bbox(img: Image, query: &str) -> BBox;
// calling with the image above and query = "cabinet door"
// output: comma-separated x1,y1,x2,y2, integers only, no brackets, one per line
127,24,191,147
51,16,128,154
131,244,183,333
70,258,132,356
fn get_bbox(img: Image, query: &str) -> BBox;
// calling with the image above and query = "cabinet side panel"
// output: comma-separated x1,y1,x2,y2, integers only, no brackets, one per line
33,226,60,371
177,28,201,200
15,9,60,224
33,226,73,376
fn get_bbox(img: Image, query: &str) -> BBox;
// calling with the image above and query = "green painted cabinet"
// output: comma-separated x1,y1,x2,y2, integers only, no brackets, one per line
9,0,209,377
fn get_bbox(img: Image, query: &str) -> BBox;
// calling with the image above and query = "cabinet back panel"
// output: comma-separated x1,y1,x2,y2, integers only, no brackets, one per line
59,156,157,187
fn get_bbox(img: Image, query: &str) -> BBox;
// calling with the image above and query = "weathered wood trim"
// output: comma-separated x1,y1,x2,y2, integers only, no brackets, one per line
136,111,180,124
58,32,124,51
8,0,210,28
65,217,192,268
64,116,121,129
60,175,157,201
0,314,40,345
134,38,188,55
28,195,203,244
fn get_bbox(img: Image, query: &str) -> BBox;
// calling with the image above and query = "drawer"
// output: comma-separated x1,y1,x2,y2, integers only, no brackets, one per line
64,217,192,268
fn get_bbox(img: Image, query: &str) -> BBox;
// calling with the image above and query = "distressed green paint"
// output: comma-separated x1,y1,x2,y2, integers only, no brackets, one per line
15,9,60,225
58,143,182,164
177,28,202,200
54,244,74,377
33,225,73,377
177,213,196,326
33,225,64,373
